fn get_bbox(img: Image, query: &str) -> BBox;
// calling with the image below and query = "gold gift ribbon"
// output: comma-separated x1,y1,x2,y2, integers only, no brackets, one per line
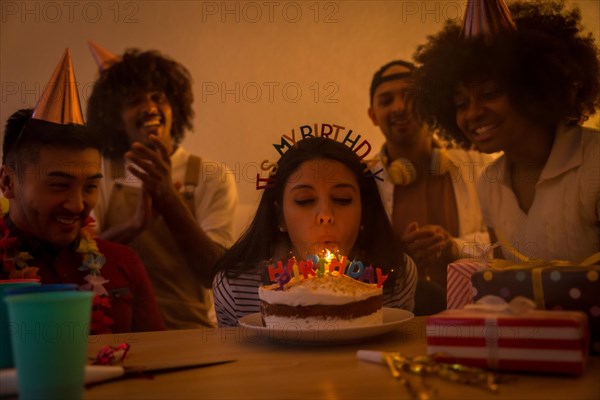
489,231,600,309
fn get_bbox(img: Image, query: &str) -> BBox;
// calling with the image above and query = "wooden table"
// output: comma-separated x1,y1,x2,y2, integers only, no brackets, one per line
85,317,599,399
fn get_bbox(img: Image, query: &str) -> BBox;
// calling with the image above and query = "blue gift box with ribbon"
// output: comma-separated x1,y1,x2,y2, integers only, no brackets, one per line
471,262,600,354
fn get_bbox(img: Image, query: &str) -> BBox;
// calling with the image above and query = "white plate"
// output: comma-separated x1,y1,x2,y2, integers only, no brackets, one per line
238,308,414,344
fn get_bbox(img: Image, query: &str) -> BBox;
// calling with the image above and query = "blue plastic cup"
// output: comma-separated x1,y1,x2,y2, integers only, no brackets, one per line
5,283,77,297
0,279,41,368
6,290,92,399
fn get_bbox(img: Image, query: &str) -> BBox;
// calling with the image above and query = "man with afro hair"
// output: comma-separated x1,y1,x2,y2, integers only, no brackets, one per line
87,49,238,329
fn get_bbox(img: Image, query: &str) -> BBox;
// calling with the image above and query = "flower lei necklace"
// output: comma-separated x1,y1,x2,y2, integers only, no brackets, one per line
1,215,113,334
77,219,108,295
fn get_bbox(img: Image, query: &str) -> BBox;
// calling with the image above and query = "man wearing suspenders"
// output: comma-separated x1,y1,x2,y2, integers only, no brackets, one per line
87,48,238,329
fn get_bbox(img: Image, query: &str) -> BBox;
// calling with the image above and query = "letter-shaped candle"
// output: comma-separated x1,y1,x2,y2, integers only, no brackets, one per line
300,260,316,279
328,256,348,276
376,268,389,288
268,261,285,282
360,265,375,284
278,269,291,290
346,260,365,279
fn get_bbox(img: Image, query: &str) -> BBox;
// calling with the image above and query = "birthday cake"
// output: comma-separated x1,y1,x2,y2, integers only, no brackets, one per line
258,273,383,329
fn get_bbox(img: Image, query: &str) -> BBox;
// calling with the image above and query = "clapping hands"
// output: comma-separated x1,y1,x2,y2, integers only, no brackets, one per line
125,135,176,210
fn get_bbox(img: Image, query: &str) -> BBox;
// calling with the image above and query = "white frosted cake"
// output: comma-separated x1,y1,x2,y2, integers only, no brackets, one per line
258,274,383,329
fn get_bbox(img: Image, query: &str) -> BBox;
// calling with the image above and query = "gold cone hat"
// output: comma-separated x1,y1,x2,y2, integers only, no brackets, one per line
88,40,118,70
32,49,84,125
462,0,516,38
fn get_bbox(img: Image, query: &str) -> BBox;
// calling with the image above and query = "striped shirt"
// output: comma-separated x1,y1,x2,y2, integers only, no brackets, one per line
212,255,418,327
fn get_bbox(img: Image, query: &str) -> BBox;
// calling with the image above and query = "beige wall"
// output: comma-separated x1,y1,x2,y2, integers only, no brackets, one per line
1,0,599,237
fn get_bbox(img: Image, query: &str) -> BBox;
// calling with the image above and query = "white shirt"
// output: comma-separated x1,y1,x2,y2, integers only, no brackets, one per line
478,124,600,261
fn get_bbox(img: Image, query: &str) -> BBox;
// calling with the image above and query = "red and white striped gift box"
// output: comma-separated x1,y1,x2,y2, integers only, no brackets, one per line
427,309,589,375
446,259,487,309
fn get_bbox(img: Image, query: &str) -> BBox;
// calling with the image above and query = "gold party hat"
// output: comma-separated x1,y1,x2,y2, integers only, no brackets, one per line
88,40,118,70
462,0,516,38
32,49,84,125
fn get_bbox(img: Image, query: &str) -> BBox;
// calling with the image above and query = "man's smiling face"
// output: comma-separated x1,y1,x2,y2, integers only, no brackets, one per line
3,147,102,246
120,91,174,153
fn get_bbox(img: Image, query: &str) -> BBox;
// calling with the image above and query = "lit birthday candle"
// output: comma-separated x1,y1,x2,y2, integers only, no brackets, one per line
291,257,300,278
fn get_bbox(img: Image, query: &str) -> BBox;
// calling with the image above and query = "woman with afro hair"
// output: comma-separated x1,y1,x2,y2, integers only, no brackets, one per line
414,0,600,262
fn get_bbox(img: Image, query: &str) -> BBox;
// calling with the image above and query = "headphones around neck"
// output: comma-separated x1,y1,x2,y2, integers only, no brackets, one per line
381,147,449,186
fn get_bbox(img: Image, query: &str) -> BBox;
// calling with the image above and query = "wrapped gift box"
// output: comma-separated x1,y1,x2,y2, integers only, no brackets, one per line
471,264,600,353
446,258,487,309
427,308,589,374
